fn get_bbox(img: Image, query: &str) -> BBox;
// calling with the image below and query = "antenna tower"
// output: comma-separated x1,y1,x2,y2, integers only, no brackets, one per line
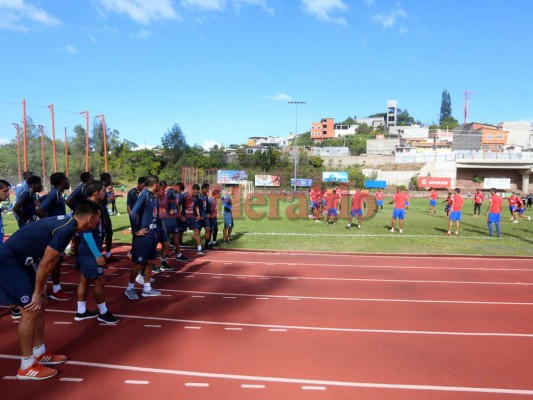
463,91,472,124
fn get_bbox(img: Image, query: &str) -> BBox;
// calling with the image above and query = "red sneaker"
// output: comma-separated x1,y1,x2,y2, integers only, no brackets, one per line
36,351,69,365
17,363,58,380
50,290,71,301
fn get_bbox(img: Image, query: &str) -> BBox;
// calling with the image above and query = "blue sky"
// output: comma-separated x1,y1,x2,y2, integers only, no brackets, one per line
1,0,532,149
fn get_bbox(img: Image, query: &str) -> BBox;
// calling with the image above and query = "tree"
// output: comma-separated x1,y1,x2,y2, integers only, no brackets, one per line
161,123,188,164
439,116,459,130
397,109,416,126
341,116,356,125
439,90,452,123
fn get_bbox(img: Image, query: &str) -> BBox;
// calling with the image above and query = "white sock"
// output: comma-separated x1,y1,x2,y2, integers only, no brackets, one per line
21,355,35,370
97,302,108,314
197,245,202,251
143,283,152,292
127,283,135,290
52,284,61,293
77,301,86,314
176,253,182,258
33,344,45,358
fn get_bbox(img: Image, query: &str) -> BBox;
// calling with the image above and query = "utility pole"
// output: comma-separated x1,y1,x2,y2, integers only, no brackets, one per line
288,101,306,193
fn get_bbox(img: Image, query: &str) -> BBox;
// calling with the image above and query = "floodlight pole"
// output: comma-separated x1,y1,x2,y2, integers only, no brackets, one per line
48,104,57,171
288,101,306,193
12,123,22,182
37,125,46,189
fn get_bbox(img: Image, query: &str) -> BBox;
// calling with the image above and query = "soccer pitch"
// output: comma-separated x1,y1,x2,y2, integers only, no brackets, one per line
3,196,532,257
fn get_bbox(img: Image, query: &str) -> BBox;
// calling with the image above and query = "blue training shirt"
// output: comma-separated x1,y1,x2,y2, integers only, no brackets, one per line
66,183,86,211
16,188,38,224
129,189,160,237
39,187,66,217
0,215,76,264
198,192,210,217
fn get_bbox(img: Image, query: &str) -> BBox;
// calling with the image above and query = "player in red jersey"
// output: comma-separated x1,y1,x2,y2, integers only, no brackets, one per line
446,188,464,235
325,189,341,225
508,192,519,223
404,190,410,212
485,188,502,237
473,189,484,217
388,187,407,233
428,188,438,214
375,189,384,212
347,188,364,228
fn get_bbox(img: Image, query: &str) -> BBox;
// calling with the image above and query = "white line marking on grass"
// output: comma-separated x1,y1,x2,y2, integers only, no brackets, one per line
185,382,209,387
60,377,83,382
242,384,265,389
1,354,531,396
125,380,149,384
43,309,533,338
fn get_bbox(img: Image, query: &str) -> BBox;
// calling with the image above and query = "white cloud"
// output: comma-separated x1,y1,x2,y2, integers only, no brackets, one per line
301,0,349,25
0,0,61,32
56,44,78,54
131,28,151,39
364,0,375,6
98,0,180,24
202,140,220,150
264,93,292,102
182,0,226,11
372,3,407,29
233,0,274,14
0,137,11,146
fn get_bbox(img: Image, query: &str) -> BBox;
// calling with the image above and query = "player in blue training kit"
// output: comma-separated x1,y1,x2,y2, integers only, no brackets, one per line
0,201,101,380
162,181,188,262
74,181,119,324
66,172,93,212
36,172,71,301
198,183,212,249
13,176,42,228
126,175,163,300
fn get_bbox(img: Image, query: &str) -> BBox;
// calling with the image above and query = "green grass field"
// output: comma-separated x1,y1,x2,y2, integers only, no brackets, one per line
3,196,532,257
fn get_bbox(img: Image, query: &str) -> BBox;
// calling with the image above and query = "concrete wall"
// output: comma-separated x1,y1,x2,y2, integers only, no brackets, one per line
367,138,397,155
498,121,533,149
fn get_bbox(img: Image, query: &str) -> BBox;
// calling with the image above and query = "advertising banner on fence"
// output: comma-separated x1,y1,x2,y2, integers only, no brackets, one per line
365,180,387,189
290,178,313,187
322,171,349,183
417,176,451,188
255,175,281,187
217,170,248,184
484,177,511,190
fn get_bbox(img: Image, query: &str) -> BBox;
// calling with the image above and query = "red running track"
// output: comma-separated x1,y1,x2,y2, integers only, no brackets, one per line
1,247,533,399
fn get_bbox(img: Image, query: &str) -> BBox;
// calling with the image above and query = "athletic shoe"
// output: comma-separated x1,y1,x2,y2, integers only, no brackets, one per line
528,216,531,221
152,267,161,274
36,351,69,366
197,249,206,255
399,229,403,234
142,289,161,297
455,232,459,235
74,310,98,321
160,263,175,272
357,225,361,229
17,363,58,381
98,311,120,324
125,288,139,300
50,290,71,301
445,232,451,236
176,254,189,262
314,220,321,223
11,306,21,320
135,275,155,285
389,228,394,233
513,220,519,224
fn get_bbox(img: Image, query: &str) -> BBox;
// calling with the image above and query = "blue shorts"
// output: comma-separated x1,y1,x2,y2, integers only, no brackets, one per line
392,208,405,220
321,200,327,207
198,217,210,229
209,218,218,231
311,201,321,209
327,208,337,217
163,218,179,234
186,218,199,231
158,228,168,243
224,212,234,228
510,206,517,212
430,200,437,207
0,255,36,307
518,208,525,215
78,256,105,280
178,219,187,232
376,200,384,206
351,209,363,217
404,201,409,206
449,211,462,221
131,232,159,265
487,212,501,223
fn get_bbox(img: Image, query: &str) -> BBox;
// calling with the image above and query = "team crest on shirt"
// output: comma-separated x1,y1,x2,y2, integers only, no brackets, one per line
56,215,66,220
138,257,142,262
152,207,158,218
97,268,103,274
21,296,30,304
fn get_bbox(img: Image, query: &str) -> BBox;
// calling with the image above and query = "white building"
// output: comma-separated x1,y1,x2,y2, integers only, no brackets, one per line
247,136,288,148
388,125,429,139
497,121,533,150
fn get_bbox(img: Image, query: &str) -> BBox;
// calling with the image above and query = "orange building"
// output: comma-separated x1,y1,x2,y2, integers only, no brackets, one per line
310,118,335,142
480,127,508,152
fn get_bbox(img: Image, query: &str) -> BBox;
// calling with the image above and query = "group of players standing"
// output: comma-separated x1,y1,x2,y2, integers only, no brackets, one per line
0,171,235,381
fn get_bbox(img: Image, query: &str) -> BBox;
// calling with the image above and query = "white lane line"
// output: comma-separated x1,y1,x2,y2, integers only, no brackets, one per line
269,329,287,332
54,321,72,325
159,294,172,297
125,380,149,384
302,386,327,391
3,376,16,380
191,295,205,298
60,377,83,382
144,325,161,328
225,327,243,331
43,308,533,338
260,277,271,280
256,297,269,300
99,323,118,326
185,275,195,278
211,276,222,279
242,384,266,389
236,277,247,279
93,285,533,306
223,296,237,299
287,298,301,301
0,355,529,396
184,326,202,330
185,382,209,387
173,271,533,287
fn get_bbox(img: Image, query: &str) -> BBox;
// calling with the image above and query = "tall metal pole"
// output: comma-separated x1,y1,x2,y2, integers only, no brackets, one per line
12,123,22,182
38,125,46,189
64,127,69,177
288,101,305,193
48,104,57,171
95,114,108,172
22,99,27,171
80,111,89,171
